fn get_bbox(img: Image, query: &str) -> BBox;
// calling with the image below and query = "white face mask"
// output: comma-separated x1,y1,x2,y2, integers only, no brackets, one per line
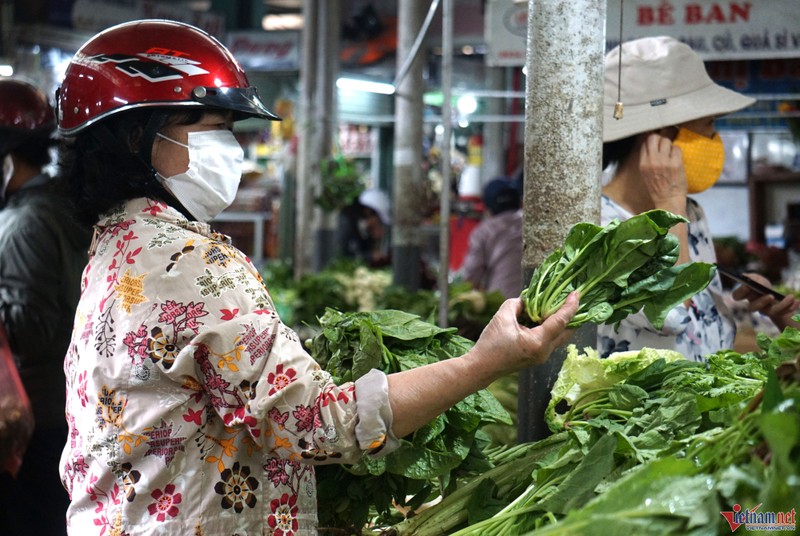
357,219,369,236
2,154,14,199
156,130,244,222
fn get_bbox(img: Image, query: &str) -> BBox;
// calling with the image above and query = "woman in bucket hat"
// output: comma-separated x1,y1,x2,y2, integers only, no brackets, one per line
55,20,578,535
598,36,798,362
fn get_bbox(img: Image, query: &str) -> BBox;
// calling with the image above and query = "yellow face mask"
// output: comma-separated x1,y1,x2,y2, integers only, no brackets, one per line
672,128,725,194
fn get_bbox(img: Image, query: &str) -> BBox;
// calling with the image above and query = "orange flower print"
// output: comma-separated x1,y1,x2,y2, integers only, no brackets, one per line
114,269,147,314
147,484,182,522
267,493,298,535
266,364,297,396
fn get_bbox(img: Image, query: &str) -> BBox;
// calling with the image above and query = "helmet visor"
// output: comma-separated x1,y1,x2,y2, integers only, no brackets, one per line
191,86,281,122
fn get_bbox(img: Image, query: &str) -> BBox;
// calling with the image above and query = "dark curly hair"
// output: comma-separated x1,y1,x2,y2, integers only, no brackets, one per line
56,108,203,225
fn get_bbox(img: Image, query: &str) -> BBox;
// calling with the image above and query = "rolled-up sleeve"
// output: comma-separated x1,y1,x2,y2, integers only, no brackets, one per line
354,369,399,456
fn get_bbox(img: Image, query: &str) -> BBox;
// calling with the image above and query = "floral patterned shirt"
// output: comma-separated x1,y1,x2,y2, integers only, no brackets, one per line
60,198,397,535
597,196,736,362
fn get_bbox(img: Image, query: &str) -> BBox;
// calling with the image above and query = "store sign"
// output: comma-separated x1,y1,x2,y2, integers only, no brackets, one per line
139,1,225,37
486,0,800,65
71,0,225,37
71,0,138,31
226,31,300,71
485,0,528,67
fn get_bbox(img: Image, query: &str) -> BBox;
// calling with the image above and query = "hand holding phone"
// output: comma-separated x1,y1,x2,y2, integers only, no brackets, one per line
716,266,786,300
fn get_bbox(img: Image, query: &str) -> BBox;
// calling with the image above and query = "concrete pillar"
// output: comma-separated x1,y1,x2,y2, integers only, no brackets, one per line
481,66,506,182
517,0,605,443
311,0,341,271
294,0,317,278
392,0,428,291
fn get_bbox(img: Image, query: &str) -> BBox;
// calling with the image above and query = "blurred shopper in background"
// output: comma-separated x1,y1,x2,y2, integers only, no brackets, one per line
599,36,799,362
338,188,392,268
0,78,90,536
461,176,523,299
54,20,578,535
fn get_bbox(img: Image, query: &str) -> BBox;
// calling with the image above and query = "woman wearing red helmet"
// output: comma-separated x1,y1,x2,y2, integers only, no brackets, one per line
0,78,91,536
56,20,578,535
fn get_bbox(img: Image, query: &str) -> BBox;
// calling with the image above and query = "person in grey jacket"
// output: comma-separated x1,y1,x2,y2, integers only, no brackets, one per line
0,78,91,536
461,176,524,299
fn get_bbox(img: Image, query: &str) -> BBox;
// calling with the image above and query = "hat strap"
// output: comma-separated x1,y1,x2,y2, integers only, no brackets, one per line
613,0,625,120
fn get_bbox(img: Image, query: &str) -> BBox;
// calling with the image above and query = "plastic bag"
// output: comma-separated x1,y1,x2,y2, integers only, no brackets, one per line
0,322,34,477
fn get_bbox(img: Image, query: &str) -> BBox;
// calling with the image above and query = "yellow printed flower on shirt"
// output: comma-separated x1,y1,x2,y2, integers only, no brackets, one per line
115,269,148,313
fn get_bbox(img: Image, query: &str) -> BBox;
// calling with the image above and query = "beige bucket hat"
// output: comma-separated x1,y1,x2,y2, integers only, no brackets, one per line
603,36,755,142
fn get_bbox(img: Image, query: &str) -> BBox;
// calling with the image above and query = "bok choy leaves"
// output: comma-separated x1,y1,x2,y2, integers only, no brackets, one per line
520,209,716,328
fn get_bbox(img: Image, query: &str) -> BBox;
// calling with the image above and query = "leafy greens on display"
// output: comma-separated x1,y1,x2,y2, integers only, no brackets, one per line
295,207,797,534
392,337,800,535
520,209,716,328
308,308,510,532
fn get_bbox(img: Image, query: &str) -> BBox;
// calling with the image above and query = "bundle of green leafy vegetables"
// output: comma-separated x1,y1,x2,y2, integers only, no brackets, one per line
262,259,505,342
388,326,800,535
520,209,716,328
307,308,511,533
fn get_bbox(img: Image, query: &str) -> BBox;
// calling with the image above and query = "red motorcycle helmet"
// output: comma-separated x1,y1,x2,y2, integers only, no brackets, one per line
0,78,54,131
0,78,54,155
56,19,280,135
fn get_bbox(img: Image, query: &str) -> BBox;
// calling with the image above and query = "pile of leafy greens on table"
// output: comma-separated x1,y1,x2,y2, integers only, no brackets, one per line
307,308,510,534
388,326,800,536
521,209,716,328
262,259,505,343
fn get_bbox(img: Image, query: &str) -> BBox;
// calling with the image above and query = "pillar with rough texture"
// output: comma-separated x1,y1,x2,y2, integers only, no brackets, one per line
295,0,318,279
392,0,428,291
481,67,507,182
311,0,341,272
517,0,605,442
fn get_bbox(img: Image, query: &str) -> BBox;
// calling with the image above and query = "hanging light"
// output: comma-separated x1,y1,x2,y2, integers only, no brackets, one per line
261,14,304,31
457,95,478,116
336,77,395,95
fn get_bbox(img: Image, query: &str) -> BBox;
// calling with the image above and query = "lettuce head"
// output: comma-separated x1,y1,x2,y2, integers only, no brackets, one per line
545,345,685,431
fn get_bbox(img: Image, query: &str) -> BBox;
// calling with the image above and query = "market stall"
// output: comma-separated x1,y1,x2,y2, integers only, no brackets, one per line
289,212,800,535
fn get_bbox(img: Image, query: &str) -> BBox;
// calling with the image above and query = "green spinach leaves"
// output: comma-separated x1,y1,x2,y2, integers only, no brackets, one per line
521,209,716,328
309,308,510,531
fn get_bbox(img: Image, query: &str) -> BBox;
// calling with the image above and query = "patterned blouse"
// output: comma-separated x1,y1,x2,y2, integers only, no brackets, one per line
60,198,397,535
597,196,736,362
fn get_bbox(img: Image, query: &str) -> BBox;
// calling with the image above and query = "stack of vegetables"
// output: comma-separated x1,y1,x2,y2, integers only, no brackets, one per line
305,209,798,534
388,333,800,535
308,309,510,533
262,258,505,340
